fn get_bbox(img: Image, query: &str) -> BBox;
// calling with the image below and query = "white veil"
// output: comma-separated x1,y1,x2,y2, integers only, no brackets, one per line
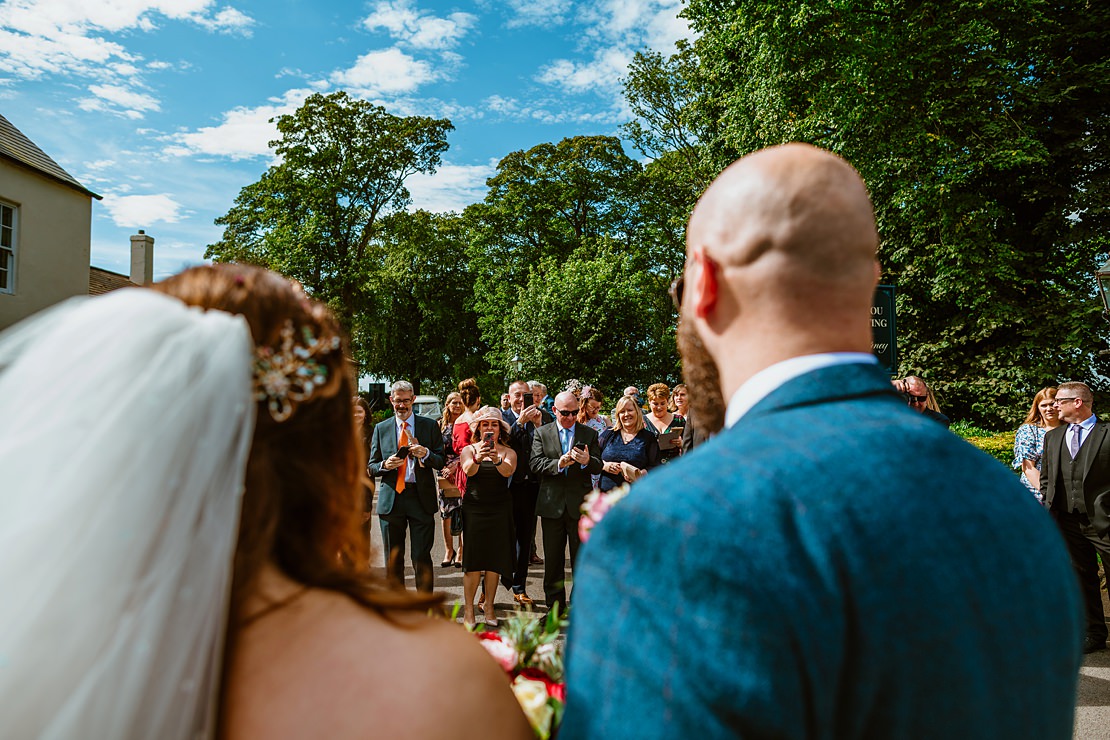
0,289,256,739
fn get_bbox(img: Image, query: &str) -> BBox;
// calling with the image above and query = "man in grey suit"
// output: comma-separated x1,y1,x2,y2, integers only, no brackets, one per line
368,380,444,592
1041,380,1110,653
529,390,601,614
562,144,1082,738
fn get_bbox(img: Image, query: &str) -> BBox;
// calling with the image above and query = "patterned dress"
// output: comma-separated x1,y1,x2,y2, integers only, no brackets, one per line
437,424,463,519
1012,422,1048,502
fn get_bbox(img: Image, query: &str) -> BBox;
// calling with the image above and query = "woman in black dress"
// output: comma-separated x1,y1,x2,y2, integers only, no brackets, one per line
458,406,517,627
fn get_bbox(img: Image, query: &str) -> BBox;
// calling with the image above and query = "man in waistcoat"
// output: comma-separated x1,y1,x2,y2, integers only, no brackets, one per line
1041,380,1110,653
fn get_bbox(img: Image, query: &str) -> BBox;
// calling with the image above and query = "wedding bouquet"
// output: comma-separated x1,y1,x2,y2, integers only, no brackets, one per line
475,610,567,739
578,482,631,543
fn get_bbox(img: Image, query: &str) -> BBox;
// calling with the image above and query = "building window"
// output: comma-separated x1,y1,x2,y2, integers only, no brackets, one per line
0,201,14,294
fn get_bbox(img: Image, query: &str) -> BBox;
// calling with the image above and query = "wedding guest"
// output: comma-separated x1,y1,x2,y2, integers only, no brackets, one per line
502,380,546,604
578,386,609,435
529,380,555,416
598,396,660,491
1012,387,1060,502
450,378,483,568
1040,381,1110,654
564,144,1081,739
500,392,511,410
644,383,685,462
670,383,689,419
354,396,375,549
894,375,951,427
438,392,465,566
368,381,445,593
459,406,517,628
530,391,602,613
0,263,531,738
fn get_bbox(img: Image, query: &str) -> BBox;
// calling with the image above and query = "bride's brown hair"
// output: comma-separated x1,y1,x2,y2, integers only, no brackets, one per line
152,265,440,717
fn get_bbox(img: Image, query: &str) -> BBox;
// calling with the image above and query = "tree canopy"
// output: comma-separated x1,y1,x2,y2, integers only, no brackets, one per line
206,91,452,336
681,0,1110,426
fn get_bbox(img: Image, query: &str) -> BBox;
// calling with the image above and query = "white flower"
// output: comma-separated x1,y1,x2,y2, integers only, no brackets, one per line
512,677,554,739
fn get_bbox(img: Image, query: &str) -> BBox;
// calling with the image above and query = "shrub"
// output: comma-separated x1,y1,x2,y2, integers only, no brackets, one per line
951,420,1014,468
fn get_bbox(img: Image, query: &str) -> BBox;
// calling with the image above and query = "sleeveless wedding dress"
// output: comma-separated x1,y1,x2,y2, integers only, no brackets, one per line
0,289,256,738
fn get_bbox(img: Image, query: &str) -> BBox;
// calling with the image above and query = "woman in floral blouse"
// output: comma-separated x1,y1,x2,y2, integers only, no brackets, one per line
1012,387,1061,501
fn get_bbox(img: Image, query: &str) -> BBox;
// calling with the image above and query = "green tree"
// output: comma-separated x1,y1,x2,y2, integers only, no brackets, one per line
682,0,1110,426
206,91,453,341
360,210,490,393
507,254,678,394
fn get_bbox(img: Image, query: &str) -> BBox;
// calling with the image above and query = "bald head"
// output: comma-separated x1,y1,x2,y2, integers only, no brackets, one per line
688,143,878,284
680,144,881,401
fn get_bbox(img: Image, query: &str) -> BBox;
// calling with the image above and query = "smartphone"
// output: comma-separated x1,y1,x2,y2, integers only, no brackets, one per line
574,442,586,452
395,445,410,459
482,431,494,447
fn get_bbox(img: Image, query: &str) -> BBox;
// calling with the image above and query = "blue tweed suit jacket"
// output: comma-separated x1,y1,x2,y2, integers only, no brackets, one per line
562,362,1083,739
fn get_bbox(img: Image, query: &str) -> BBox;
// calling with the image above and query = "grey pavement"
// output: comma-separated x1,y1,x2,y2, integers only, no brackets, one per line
368,513,1110,737
367,511,563,625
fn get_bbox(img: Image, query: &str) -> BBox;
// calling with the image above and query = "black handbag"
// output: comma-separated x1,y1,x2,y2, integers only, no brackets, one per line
450,507,464,535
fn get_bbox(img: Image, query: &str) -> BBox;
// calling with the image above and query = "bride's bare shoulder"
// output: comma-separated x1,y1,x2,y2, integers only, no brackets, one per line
223,588,532,740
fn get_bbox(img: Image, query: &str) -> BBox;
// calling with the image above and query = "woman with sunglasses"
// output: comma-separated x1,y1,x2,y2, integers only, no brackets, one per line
894,376,951,427
1012,387,1061,502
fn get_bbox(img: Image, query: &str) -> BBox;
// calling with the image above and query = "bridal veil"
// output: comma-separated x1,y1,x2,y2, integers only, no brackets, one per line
0,289,256,738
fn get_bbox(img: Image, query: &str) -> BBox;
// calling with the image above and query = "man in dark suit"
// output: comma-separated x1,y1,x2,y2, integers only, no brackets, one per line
368,380,444,592
501,380,547,604
1041,380,1110,653
562,144,1082,739
529,390,601,613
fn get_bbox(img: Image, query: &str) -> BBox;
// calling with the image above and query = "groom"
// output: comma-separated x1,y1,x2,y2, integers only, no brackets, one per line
368,380,444,592
562,144,1083,738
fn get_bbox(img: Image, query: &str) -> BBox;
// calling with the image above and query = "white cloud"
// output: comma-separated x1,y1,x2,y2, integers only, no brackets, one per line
192,6,254,35
0,1,254,81
330,48,438,97
79,83,161,118
533,0,692,103
101,192,184,227
164,88,313,160
481,94,623,126
362,0,476,50
536,47,631,95
504,0,574,28
406,161,497,213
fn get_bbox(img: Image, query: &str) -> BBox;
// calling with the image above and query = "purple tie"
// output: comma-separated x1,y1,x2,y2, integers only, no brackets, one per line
1069,424,1082,459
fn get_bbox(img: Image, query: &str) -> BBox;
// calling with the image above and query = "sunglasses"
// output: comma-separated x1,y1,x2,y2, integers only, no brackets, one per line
907,395,927,403
556,408,579,417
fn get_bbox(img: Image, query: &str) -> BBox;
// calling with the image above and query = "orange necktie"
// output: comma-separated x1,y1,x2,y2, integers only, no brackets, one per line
396,423,410,493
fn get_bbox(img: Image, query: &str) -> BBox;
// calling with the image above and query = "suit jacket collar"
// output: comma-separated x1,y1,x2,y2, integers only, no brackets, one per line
743,361,901,422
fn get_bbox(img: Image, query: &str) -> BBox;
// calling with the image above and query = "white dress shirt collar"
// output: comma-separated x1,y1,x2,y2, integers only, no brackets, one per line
725,352,879,428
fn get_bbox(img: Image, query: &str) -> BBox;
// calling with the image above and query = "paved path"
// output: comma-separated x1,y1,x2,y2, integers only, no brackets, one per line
369,514,1110,737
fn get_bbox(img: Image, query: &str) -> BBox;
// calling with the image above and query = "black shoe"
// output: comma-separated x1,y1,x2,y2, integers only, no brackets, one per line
1083,636,1107,654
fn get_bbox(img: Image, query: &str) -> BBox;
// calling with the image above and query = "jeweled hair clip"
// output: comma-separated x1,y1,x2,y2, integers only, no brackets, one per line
253,320,342,422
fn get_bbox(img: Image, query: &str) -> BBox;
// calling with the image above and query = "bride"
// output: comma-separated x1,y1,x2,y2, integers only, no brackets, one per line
0,264,531,739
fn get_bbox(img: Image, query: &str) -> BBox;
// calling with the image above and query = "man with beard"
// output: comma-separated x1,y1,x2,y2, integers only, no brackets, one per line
561,144,1082,739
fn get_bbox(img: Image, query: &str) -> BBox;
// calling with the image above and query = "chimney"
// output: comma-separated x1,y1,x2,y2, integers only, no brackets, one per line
130,230,154,286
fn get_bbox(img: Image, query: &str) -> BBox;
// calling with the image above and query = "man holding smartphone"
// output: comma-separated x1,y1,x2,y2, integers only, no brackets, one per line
529,390,602,614
368,380,445,592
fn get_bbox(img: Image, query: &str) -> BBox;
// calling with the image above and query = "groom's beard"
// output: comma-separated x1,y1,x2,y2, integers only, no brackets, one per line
677,318,725,434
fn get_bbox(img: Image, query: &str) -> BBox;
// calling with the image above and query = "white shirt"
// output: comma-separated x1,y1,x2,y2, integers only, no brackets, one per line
395,413,417,483
725,353,879,428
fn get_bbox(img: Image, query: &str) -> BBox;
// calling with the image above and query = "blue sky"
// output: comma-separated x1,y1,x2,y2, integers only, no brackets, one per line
0,0,691,279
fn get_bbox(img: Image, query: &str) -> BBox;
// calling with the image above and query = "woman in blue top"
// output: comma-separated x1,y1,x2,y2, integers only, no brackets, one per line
599,396,661,491
1012,387,1060,502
